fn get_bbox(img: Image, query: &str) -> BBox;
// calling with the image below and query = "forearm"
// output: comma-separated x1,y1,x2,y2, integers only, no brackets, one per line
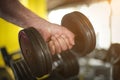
0,0,49,28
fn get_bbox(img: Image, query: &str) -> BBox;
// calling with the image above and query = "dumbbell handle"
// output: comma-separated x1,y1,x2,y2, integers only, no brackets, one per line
52,54,63,70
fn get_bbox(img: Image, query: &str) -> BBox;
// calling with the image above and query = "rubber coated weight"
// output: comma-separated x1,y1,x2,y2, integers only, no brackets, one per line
107,43,120,64
19,27,52,77
113,60,120,80
62,11,96,56
10,60,36,80
107,44,120,80
56,51,79,78
31,27,53,74
101,43,120,80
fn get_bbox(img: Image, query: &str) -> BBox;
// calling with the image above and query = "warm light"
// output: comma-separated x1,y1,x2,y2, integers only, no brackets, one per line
87,2,111,50
111,0,120,43
48,7,75,24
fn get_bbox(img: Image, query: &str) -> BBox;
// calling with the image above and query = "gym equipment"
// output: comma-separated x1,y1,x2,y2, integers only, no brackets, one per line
113,60,120,80
10,59,36,80
0,47,21,67
62,11,96,56
107,44,120,80
11,11,96,79
18,27,79,78
0,67,13,80
105,43,120,64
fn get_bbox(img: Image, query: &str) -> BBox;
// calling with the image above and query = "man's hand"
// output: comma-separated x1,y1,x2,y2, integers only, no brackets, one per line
34,23,75,55
0,0,75,55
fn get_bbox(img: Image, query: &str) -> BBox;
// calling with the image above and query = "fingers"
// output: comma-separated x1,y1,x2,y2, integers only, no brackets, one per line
61,35,73,49
48,34,73,55
55,34,68,51
67,33,75,46
62,27,75,46
46,25,75,55
48,40,55,55
51,35,62,54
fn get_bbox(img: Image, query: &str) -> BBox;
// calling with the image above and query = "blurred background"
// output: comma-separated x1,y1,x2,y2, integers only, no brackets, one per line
0,0,120,80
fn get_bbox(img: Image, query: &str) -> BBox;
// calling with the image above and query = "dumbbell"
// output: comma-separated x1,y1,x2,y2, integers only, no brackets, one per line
105,43,120,64
18,27,80,78
10,51,79,80
105,43,120,80
11,11,96,79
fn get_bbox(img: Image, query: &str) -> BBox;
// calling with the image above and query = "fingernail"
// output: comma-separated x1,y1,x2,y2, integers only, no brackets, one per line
61,35,65,38
72,41,75,45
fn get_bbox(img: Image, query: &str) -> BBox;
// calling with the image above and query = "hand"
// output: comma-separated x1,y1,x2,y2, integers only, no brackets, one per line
0,0,75,55
34,23,75,55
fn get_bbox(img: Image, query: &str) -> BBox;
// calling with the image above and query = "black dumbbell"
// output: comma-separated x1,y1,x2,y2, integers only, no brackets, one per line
11,11,96,79
18,27,80,78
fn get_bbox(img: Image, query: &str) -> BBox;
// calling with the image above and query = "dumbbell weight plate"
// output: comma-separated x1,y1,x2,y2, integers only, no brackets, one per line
106,43,120,64
10,59,36,80
107,44,120,80
56,51,79,78
62,11,96,56
19,27,52,77
113,60,120,80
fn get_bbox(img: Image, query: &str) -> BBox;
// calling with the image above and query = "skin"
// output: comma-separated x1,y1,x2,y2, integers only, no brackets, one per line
0,0,75,55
